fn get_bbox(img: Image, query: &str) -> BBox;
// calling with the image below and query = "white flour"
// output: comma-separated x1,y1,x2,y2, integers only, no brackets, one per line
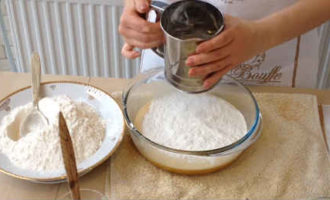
141,92,247,151
0,96,105,172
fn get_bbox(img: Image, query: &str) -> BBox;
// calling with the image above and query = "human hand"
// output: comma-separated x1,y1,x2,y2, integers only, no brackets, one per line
119,0,164,59
186,15,266,89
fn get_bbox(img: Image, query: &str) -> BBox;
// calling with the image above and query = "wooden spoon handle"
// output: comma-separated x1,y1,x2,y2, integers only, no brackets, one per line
59,112,81,200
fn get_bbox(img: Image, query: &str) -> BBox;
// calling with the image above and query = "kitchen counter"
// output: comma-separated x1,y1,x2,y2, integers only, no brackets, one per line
0,71,329,200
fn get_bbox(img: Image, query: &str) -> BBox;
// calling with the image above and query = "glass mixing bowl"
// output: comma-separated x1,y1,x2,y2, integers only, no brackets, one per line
122,69,262,175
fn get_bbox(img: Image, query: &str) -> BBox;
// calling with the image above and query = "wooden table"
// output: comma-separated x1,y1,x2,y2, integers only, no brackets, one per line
0,71,329,200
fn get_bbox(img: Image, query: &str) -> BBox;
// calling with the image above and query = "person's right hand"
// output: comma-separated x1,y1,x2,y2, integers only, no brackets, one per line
119,0,164,59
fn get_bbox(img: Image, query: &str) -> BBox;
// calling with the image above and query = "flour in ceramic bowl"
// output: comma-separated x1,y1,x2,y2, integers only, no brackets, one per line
136,92,247,151
0,95,105,172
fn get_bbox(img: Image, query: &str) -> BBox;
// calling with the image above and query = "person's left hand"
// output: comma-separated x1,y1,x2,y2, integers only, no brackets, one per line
185,15,266,89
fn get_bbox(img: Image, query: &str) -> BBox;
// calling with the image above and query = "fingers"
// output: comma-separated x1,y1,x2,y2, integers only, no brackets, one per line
120,12,161,34
121,26,164,49
124,39,163,49
119,18,164,49
186,46,230,66
119,13,163,48
196,28,234,53
125,35,164,49
223,14,235,25
134,0,150,13
203,65,233,89
119,0,164,53
196,15,238,53
121,43,141,59
189,56,232,77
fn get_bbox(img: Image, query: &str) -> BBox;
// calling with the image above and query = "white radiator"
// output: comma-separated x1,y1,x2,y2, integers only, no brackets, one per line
318,22,330,89
0,0,140,78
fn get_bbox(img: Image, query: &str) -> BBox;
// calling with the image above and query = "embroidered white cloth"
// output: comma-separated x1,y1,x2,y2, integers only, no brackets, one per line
140,0,320,88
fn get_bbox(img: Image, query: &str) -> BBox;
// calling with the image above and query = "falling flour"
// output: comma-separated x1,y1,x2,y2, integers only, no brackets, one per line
0,96,105,172
135,92,247,151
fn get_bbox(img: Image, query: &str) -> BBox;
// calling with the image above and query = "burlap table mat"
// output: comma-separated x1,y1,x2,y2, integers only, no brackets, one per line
106,93,330,200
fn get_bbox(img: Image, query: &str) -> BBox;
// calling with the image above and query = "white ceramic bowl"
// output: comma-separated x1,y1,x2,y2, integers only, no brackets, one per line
0,81,124,183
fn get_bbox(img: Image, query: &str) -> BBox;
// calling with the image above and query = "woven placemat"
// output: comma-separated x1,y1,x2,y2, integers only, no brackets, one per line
107,93,330,200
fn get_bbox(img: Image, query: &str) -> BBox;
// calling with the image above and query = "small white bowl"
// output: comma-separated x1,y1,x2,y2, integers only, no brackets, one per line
0,81,125,183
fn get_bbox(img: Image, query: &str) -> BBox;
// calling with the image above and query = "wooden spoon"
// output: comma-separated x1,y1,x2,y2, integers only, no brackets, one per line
59,112,81,200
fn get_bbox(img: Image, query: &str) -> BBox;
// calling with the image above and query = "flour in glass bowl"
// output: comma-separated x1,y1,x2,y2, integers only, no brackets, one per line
137,92,247,151
0,95,105,172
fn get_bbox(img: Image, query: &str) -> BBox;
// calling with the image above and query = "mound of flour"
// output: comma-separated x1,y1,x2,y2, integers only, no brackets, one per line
0,96,105,172
140,92,247,151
